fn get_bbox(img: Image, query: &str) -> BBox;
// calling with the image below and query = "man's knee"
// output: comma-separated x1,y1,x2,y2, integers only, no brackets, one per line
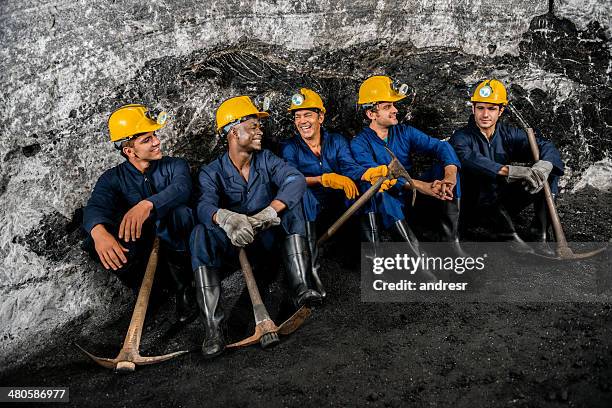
169,205,194,234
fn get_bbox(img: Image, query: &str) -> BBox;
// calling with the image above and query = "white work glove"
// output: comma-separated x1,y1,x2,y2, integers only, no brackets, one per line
529,160,553,194
216,209,255,247
247,206,280,231
506,165,539,191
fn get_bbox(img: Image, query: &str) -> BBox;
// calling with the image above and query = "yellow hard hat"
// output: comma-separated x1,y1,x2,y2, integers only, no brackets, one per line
108,104,167,142
471,79,508,105
216,96,270,132
288,88,326,114
358,75,407,105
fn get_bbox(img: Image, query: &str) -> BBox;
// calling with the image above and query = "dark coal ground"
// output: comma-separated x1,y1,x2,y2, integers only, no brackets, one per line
2,187,612,407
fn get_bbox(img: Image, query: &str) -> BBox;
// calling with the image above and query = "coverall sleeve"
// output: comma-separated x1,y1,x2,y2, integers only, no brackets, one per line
196,167,221,229
146,158,193,219
507,128,565,176
350,136,380,169
279,141,300,169
82,170,121,234
405,125,461,168
266,150,306,210
449,131,503,181
336,136,367,180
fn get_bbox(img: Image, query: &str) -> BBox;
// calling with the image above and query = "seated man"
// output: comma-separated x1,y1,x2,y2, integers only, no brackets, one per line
280,88,387,281
449,79,564,254
351,75,465,256
82,104,195,323
190,95,322,358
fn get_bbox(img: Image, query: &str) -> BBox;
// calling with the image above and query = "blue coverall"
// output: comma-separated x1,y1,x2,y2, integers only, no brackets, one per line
280,129,365,222
190,149,307,272
350,124,462,229
449,116,564,211
82,156,195,281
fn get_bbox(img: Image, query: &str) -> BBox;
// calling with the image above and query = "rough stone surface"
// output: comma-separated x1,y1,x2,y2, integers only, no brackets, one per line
1,0,611,372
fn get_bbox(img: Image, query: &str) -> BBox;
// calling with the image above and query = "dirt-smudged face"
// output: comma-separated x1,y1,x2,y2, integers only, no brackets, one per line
472,102,504,134
294,109,324,141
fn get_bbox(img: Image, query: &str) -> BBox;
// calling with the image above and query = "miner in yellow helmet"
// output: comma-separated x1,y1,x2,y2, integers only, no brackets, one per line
449,79,564,255
280,88,388,296
351,75,467,260
189,95,321,358
82,104,197,323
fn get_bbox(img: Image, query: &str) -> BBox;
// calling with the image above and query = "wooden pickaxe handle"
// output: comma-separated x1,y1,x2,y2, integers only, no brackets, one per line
317,177,386,246
525,128,570,253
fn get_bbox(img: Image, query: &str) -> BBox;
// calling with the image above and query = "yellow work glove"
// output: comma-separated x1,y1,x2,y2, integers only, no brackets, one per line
362,165,388,183
321,173,359,199
379,178,398,192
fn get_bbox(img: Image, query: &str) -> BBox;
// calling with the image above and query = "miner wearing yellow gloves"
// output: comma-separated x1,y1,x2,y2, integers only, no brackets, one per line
280,88,388,290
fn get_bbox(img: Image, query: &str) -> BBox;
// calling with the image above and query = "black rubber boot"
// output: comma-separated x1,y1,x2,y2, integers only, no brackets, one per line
194,266,225,358
391,220,437,282
390,219,421,257
283,234,323,309
360,212,380,260
305,221,325,298
167,253,197,324
490,205,534,254
440,199,470,257
530,194,555,256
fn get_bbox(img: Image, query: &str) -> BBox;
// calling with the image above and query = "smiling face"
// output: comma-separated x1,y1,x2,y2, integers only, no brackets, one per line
231,116,264,152
123,131,162,161
472,102,504,133
366,102,399,128
293,109,324,142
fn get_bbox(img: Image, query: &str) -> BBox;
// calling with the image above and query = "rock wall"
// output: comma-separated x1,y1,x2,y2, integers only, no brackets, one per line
0,0,610,371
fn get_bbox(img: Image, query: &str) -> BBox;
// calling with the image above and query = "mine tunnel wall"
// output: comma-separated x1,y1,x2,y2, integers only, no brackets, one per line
0,0,610,371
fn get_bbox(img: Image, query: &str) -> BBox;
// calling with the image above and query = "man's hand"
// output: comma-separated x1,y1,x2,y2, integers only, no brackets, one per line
362,165,388,183
431,180,455,200
506,164,551,194
216,209,255,247
119,200,153,242
379,178,398,192
321,173,359,199
247,206,280,231
91,224,129,271
529,160,553,194
413,179,449,200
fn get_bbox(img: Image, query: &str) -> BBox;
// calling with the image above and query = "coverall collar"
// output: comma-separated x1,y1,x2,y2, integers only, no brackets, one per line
362,126,393,146
468,114,499,143
221,151,260,188
296,127,330,156
124,157,159,175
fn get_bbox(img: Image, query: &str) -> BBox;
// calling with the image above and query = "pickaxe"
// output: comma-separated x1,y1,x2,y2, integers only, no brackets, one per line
509,103,608,260
225,247,311,350
76,237,188,372
311,147,416,296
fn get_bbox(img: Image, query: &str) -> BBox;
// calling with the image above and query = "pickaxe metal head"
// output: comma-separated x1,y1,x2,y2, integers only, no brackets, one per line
385,146,413,186
384,146,416,205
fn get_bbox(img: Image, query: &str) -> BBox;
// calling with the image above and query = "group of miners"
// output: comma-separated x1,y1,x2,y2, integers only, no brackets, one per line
82,76,564,358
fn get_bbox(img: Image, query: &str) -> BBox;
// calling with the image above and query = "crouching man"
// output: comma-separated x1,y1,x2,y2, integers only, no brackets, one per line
190,96,322,358
82,104,196,323
449,79,564,254
280,88,387,282
351,75,466,257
